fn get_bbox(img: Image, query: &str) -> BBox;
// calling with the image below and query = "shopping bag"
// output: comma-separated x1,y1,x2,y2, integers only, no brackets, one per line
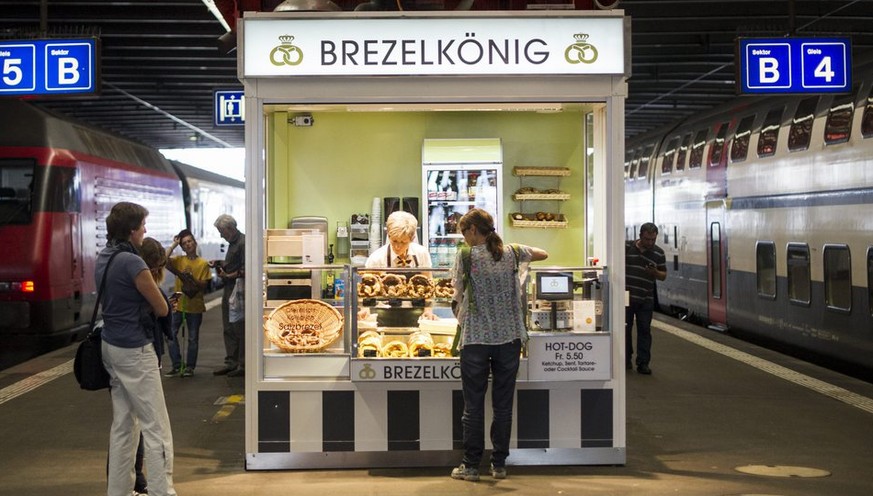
229,278,244,323
73,324,110,391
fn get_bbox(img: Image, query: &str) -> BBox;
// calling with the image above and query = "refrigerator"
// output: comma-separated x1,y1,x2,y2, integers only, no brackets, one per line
421,138,503,268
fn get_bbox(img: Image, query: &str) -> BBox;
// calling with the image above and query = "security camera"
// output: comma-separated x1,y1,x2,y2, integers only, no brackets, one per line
292,115,313,127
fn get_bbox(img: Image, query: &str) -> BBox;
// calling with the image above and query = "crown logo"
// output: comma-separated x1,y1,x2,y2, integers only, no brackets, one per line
573,33,589,42
278,35,295,44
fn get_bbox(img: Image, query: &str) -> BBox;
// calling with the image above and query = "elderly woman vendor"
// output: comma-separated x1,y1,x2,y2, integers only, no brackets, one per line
363,210,437,320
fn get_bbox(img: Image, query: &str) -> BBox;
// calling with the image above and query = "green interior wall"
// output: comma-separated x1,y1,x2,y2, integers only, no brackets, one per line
267,110,587,266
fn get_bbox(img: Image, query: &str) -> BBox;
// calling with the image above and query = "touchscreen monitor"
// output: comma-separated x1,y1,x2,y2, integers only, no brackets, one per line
535,272,574,301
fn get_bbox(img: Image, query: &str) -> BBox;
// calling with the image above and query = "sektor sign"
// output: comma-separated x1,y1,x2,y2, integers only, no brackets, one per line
243,16,625,77
737,37,851,94
0,38,99,96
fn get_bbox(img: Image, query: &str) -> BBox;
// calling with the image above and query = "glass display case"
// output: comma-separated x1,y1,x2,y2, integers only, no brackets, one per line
348,266,456,363
261,264,350,379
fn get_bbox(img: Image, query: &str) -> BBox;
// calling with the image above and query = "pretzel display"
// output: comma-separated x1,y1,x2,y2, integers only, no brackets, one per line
358,272,383,297
434,278,454,298
407,274,435,299
381,340,409,358
381,274,408,297
263,299,343,353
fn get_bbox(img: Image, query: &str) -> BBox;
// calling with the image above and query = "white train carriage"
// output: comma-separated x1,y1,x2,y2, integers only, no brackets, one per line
626,54,873,379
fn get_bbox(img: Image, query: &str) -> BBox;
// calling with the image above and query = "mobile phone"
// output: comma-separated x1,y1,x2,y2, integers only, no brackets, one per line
170,292,183,299
647,261,656,269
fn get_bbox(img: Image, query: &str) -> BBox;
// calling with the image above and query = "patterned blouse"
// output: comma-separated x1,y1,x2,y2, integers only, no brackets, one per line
452,243,534,349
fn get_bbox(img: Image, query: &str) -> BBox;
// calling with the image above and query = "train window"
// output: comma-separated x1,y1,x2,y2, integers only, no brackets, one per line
730,115,756,163
863,85,873,138
867,248,873,317
709,122,729,167
788,96,819,152
638,144,654,179
787,243,811,306
662,136,679,175
676,133,691,171
757,107,784,157
823,244,852,313
0,158,35,225
689,129,708,169
756,242,776,299
824,90,856,145
43,167,82,213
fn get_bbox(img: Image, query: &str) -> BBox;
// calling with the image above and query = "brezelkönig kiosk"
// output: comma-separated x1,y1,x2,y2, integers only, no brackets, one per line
239,10,630,470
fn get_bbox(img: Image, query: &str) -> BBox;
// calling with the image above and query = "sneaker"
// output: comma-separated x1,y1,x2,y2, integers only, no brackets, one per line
132,489,148,496
213,365,236,376
451,463,480,482
164,368,180,377
490,463,507,479
181,369,194,377
227,367,245,377
637,364,652,375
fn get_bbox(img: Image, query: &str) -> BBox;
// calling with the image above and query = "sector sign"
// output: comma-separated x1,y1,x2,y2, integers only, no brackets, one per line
737,37,851,94
0,38,100,96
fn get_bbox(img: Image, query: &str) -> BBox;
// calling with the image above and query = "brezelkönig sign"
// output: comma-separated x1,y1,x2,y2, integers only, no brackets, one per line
242,16,625,77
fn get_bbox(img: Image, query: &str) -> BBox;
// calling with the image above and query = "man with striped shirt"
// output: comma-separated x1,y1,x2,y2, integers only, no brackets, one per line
625,222,667,375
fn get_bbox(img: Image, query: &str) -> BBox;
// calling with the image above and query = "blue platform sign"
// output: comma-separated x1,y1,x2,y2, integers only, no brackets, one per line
214,90,245,126
737,37,851,94
0,38,99,96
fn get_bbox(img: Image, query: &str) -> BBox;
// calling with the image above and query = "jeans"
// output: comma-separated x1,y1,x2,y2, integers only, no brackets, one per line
626,300,654,367
460,339,522,468
167,312,202,370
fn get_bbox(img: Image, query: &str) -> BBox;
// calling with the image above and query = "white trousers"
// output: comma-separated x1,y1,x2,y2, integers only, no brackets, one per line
102,342,177,496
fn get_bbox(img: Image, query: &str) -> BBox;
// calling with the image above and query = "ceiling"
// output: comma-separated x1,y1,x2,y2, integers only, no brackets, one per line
3,0,872,150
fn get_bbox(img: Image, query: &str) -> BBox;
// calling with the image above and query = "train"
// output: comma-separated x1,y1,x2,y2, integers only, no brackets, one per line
625,51,873,381
0,99,245,352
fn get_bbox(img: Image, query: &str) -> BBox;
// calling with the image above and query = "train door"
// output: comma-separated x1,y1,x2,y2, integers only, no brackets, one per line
705,201,727,326
69,212,83,315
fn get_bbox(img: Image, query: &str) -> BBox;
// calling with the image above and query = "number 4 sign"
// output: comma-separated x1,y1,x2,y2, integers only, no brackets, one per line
737,37,851,95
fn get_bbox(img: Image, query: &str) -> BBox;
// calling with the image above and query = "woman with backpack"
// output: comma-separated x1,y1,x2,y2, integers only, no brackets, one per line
449,208,548,482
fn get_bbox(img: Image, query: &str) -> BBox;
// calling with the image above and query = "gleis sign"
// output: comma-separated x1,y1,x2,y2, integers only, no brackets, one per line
737,37,851,94
242,16,625,77
0,38,99,96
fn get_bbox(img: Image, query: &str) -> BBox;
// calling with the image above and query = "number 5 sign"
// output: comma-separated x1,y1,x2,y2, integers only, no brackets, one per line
0,38,99,96
737,37,851,95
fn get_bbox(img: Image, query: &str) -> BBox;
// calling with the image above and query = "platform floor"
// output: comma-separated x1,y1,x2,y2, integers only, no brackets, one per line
1,300,872,496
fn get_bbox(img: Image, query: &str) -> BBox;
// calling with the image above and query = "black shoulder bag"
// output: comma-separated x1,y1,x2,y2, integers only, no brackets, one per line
74,250,122,391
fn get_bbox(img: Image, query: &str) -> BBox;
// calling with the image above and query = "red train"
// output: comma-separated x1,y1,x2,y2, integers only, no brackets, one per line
0,99,243,355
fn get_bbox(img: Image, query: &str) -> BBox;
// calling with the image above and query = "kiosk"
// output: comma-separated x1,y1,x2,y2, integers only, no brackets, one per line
238,10,630,470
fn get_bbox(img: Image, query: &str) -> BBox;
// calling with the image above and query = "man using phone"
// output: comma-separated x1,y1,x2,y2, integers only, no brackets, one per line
625,222,667,375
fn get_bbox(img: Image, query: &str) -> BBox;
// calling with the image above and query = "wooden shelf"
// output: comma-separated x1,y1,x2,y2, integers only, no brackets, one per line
513,166,571,177
513,193,571,201
509,213,568,228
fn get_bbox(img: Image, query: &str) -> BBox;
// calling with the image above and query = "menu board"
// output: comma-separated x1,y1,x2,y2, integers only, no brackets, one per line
527,333,611,381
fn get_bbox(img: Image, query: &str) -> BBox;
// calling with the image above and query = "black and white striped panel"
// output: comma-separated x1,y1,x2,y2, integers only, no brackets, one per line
257,387,613,454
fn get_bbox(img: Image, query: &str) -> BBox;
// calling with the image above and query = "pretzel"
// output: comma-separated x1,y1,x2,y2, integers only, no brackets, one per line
432,342,453,358
408,331,434,357
358,272,383,297
381,340,409,358
434,278,454,298
381,274,408,298
357,331,382,358
407,274,435,299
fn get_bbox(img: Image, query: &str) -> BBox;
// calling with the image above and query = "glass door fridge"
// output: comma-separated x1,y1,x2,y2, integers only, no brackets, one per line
421,138,503,268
